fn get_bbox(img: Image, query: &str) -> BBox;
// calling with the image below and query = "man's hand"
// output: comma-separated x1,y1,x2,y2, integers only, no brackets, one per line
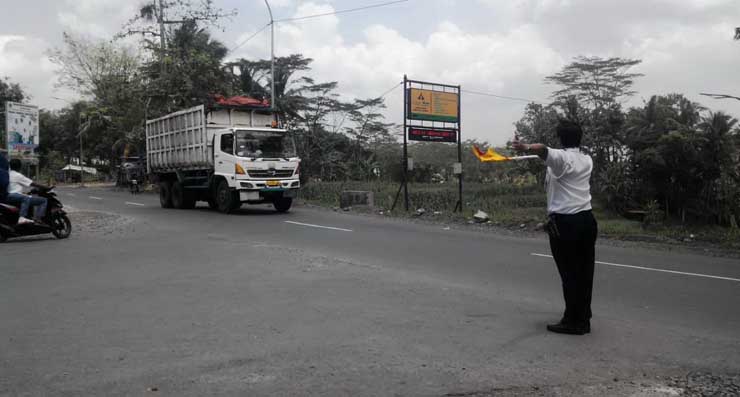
511,135,530,153
512,134,548,160
31,182,52,191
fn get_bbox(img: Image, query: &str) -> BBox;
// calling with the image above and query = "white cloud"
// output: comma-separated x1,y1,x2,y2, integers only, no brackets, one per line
0,0,141,110
625,22,740,116
0,35,66,108
57,0,138,39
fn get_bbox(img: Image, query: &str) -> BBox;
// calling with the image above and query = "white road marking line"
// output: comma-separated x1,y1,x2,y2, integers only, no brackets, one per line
66,193,76,197
285,221,353,232
531,253,740,283
88,196,103,200
125,202,146,207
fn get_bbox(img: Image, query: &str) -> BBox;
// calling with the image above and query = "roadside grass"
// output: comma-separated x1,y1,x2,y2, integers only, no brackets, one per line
300,180,740,250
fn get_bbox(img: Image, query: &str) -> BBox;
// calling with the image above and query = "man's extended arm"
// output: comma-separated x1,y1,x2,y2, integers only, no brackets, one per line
30,181,52,191
511,137,548,160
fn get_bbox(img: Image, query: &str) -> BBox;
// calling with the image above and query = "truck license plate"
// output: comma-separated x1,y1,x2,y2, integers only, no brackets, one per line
266,180,280,187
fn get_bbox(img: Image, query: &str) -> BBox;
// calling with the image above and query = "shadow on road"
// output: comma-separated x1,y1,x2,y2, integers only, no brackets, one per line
190,206,294,217
1,235,58,244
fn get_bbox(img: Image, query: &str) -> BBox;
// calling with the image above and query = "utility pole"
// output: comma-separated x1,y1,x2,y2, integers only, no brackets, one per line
78,114,85,187
158,0,167,77
264,0,276,111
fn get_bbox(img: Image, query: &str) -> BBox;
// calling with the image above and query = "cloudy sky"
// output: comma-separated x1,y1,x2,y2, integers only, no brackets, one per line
2,0,739,144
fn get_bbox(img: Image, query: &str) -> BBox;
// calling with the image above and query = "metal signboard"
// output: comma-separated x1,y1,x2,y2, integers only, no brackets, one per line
408,88,459,122
408,127,457,143
395,76,463,213
5,101,39,158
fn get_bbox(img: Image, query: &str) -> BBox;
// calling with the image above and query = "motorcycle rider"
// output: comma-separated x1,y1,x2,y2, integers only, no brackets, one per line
6,159,51,225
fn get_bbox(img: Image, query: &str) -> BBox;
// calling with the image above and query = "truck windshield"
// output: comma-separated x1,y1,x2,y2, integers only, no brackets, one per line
235,130,296,158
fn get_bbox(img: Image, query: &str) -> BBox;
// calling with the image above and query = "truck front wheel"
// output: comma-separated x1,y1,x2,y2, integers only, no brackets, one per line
273,197,293,213
159,181,173,208
215,180,240,213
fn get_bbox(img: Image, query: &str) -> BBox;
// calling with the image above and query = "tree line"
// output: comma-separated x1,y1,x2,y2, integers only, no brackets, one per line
1,0,737,226
514,57,739,226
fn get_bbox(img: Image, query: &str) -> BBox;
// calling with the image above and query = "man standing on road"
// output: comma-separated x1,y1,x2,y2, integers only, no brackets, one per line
512,120,598,335
6,159,50,225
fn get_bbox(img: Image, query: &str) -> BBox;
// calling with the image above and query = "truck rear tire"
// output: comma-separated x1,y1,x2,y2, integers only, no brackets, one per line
273,197,293,213
159,181,173,208
215,180,239,213
171,181,196,209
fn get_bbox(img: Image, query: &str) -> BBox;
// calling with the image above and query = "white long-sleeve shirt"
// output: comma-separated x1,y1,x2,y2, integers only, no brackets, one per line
544,148,593,215
8,170,33,194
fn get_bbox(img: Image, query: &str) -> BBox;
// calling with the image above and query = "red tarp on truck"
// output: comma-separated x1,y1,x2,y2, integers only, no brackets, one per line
211,94,270,108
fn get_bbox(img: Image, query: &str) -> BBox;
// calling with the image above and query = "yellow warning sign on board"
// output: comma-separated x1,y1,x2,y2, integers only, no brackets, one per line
408,88,459,122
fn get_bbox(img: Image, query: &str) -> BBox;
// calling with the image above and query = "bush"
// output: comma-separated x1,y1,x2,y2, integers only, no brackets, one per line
300,180,546,222
642,200,664,227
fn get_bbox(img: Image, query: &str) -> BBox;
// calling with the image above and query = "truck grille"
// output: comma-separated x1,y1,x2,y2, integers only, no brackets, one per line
247,169,294,178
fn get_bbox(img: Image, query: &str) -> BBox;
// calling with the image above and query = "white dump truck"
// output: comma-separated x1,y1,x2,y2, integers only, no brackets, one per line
146,104,300,213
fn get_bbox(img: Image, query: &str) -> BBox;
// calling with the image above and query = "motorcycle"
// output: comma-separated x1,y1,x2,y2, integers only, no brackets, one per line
0,187,72,243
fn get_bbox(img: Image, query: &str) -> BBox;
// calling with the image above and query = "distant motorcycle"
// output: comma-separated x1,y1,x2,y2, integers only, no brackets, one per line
129,179,140,194
0,187,72,243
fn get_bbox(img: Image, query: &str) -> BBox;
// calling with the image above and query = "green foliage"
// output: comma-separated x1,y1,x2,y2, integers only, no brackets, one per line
301,180,544,219
546,56,643,108
142,20,230,114
625,95,739,224
120,0,236,42
643,200,664,227
0,77,26,103
41,150,67,174
48,34,147,168
596,160,632,213
0,77,28,143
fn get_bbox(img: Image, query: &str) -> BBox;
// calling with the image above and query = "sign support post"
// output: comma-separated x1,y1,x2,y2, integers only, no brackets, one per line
402,75,409,211
455,86,463,213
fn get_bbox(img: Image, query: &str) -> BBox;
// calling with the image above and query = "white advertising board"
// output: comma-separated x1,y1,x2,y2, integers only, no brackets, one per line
5,101,39,158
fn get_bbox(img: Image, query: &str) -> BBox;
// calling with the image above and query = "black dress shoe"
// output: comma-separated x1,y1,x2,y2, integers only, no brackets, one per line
547,321,588,335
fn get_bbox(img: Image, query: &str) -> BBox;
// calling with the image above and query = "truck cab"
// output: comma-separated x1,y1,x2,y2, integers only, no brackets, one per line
213,128,300,212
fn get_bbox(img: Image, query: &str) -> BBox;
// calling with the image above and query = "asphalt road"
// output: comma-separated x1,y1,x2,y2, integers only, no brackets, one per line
1,186,739,396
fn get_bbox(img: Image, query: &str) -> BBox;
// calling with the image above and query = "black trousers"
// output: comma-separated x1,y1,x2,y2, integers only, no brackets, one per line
547,210,598,325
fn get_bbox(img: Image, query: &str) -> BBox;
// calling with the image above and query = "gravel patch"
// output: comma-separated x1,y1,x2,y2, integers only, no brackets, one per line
667,372,740,397
66,208,136,237
443,373,740,397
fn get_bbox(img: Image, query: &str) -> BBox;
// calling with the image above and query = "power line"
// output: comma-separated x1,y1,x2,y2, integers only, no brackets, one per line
229,1,409,54
700,92,740,102
274,0,409,23
229,23,270,54
375,81,403,100
462,89,543,104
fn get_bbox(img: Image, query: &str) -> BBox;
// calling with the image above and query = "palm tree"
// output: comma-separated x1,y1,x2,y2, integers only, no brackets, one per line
698,112,739,224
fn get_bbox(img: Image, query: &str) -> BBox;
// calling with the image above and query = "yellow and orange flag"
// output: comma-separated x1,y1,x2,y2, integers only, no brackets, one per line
472,146,540,162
